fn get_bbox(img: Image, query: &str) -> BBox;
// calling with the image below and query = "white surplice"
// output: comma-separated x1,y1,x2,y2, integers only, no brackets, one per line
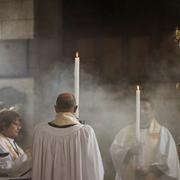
110,119,180,180
32,112,104,180
0,133,32,177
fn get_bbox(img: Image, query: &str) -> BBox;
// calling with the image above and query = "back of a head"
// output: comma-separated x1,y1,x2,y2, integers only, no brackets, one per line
56,93,76,112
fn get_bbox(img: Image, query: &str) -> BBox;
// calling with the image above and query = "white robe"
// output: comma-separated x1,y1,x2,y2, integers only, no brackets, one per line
32,113,104,180
110,119,180,180
0,134,32,177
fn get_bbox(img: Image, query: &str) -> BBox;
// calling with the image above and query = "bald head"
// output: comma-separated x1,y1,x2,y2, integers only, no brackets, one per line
55,93,77,113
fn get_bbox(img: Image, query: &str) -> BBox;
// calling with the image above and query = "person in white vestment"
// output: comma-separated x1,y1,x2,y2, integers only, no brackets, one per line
0,110,32,178
110,98,180,180
32,92,104,180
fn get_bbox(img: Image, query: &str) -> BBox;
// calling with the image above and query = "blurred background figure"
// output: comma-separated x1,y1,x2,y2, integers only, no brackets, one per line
110,98,180,180
0,110,32,178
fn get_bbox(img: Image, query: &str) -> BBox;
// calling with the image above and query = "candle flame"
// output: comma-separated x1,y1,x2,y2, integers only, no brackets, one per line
75,52,79,58
137,85,139,90
176,82,180,89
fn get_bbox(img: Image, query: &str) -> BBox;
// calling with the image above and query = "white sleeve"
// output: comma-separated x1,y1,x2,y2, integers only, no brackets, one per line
157,127,180,179
81,125,104,180
0,153,32,177
110,126,137,179
110,129,128,177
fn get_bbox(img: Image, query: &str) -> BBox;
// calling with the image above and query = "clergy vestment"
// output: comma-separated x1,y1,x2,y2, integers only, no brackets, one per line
110,119,180,180
32,112,104,180
0,133,32,177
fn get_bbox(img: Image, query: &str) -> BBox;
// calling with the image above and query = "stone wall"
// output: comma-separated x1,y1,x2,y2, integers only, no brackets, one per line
0,0,33,39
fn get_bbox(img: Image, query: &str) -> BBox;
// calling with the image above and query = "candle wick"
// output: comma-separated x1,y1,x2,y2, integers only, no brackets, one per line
76,52,79,58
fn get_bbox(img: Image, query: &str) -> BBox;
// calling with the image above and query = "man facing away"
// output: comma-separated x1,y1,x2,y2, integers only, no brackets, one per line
110,98,180,180
32,92,104,180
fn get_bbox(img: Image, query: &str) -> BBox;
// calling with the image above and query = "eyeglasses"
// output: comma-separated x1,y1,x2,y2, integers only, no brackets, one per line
12,121,22,128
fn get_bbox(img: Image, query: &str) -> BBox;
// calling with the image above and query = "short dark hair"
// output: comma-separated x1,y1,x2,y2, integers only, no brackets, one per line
56,93,76,110
141,97,154,109
0,110,21,132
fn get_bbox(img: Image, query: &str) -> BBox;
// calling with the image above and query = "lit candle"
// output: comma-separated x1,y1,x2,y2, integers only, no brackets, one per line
74,52,80,118
136,85,140,141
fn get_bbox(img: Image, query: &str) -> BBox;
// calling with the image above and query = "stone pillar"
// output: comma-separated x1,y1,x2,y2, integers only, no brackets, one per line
29,0,63,123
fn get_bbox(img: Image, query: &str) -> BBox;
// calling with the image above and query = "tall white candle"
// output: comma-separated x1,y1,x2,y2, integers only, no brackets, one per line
74,52,80,118
136,85,140,141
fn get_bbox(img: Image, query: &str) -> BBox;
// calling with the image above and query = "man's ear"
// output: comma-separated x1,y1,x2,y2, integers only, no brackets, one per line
74,105,78,113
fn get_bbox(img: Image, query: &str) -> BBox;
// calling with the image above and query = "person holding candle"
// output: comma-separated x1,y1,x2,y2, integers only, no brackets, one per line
110,98,180,180
32,92,104,180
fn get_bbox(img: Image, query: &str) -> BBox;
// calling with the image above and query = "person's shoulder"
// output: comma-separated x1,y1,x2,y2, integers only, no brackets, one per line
114,124,135,138
81,124,94,131
0,135,10,148
119,124,134,132
160,126,178,148
79,124,96,136
0,135,6,143
160,126,175,140
34,121,46,128
161,126,172,136
34,122,48,132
